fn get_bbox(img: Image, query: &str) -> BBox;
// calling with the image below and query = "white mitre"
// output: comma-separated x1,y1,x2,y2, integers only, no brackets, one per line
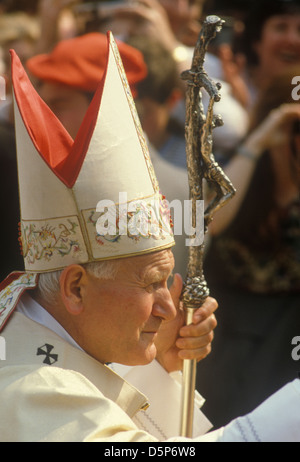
11,32,175,273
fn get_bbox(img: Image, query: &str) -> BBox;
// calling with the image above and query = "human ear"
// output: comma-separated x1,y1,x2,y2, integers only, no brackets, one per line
59,265,87,315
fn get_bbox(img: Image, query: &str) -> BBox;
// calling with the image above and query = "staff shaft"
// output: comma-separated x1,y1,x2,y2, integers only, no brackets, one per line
179,15,235,438
180,307,197,437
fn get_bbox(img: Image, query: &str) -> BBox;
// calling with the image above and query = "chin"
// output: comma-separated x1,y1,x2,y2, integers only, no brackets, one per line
119,345,157,367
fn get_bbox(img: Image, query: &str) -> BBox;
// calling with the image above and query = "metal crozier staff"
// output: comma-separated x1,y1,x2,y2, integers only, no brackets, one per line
180,15,236,437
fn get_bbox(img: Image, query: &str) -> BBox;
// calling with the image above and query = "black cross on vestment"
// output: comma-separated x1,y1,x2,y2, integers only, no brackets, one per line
36,344,58,365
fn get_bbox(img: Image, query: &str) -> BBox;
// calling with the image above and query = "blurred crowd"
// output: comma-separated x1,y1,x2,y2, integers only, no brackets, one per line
0,0,300,430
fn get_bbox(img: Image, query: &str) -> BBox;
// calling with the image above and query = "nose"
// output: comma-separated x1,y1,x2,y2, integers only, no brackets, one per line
152,288,177,322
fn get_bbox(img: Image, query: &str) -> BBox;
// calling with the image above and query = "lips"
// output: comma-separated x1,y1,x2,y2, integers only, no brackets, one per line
142,320,162,337
141,330,159,343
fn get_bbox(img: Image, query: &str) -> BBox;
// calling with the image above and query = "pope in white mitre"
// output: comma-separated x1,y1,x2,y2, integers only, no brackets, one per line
0,32,299,443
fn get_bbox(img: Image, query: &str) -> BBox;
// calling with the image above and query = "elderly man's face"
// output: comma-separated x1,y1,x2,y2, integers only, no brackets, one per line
79,249,176,366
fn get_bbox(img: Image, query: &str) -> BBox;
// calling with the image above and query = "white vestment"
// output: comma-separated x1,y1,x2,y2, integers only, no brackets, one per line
16,293,212,440
0,291,300,442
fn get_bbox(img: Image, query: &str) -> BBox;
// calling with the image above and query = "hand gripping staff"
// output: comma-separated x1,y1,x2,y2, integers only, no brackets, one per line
179,16,236,437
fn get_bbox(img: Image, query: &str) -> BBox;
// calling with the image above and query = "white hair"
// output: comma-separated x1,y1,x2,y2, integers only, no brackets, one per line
36,260,121,306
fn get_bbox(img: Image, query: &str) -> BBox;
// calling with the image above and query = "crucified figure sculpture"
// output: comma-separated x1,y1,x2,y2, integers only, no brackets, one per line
179,15,236,437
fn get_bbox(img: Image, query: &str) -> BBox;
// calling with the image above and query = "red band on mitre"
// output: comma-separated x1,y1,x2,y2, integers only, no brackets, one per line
10,50,74,187
11,42,109,188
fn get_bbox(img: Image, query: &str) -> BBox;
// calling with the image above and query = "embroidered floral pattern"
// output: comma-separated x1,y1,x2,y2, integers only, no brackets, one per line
0,273,38,330
20,218,87,266
85,194,173,246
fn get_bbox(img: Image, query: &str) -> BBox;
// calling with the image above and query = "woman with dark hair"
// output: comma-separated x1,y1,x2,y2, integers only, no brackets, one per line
196,64,300,428
221,0,300,110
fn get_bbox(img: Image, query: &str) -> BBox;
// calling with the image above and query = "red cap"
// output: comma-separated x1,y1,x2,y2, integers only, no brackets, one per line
26,32,147,97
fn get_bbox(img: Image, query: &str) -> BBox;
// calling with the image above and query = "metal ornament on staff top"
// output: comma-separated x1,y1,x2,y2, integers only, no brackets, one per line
179,15,236,438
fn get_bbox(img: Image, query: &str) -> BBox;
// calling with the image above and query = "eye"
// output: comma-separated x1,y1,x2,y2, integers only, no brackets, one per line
145,284,154,293
273,21,288,33
145,280,166,293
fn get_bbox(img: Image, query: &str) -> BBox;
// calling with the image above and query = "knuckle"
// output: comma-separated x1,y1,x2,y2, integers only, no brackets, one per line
208,331,214,343
210,314,217,329
199,331,214,347
198,344,212,361
205,315,217,332
208,296,218,309
205,344,212,357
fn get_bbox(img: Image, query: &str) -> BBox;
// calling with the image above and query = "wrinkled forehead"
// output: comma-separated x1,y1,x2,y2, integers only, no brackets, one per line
122,249,175,281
